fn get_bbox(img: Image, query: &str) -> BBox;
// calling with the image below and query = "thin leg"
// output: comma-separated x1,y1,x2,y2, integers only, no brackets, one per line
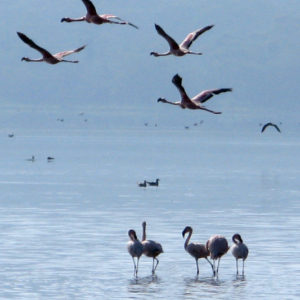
195,259,199,275
213,260,216,276
61,59,79,63
242,259,245,275
236,259,239,275
216,258,221,275
136,257,140,277
205,258,214,275
132,257,137,277
153,258,159,274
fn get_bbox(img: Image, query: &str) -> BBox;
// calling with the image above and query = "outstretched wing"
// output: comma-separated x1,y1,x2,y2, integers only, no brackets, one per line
154,24,179,50
192,88,232,103
261,122,272,132
82,0,97,15
17,32,53,57
180,25,214,50
54,45,86,59
273,124,281,132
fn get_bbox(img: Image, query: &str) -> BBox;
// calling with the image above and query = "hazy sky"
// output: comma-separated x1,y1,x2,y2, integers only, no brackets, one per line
0,0,299,130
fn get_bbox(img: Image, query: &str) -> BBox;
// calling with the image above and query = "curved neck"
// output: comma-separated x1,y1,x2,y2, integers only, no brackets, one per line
184,230,192,249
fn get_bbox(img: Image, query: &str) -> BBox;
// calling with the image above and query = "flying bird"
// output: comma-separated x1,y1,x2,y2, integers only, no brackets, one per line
146,179,160,186
231,233,249,275
157,74,232,114
182,226,214,276
17,32,85,64
206,235,229,276
127,229,143,277
142,222,163,275
261,122,281,133
61,0,138,29
150,24,214,57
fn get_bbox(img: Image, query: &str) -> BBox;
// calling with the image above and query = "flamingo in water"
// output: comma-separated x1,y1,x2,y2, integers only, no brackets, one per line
61,0,138,29
231,233,249,275
142,221,163,275
206,235,229,276
127,229,143,277
182,226,214,276
17,32,85,64
150,24,214,57
158,74,232,114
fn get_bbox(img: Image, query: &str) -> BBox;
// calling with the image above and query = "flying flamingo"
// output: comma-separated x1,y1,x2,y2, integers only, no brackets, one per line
17,32,85,64
206,235,229,276
127,229,143,277
141,222,163,275
150,24,214,57
157,74,232,114
231,233,249,275
61,0,138,29
261,122,281,133
182,226,213,276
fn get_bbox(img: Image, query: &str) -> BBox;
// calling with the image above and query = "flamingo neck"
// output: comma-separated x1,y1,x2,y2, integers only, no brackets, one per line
184,230,192,249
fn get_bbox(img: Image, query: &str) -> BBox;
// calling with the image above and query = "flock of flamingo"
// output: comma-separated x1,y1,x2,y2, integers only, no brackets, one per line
17,0,249,279
128,222,248,278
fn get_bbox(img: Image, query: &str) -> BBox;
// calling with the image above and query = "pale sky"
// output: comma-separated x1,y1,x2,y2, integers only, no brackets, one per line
0,0,299,130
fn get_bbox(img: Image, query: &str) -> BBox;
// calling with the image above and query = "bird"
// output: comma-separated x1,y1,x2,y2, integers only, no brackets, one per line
61,0,138,29
17,32,86,64
206,235,229,276
182,226,213,276
47,157,55,162
231,233,249,275
141,221,163,275
261,122,281,133
157,74,232,114
138,180,147,187
8,133,14,138
127,229,143,277
26,155,35,162
146,179,160,186
150,24,214,57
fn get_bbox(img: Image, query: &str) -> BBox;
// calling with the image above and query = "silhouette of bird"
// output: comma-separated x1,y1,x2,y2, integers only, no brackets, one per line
61,0,138,29
142,222,163,274
150,24,214,57
17,32,86,64
8,133,14,138
127,229,143,277
47,157,55,162
158,74,232,114
231,233,249,275
26,155,35,162
261,122,281,133
206,235,229,276
182,226,214,275
138,180,147,187
146,179,160,186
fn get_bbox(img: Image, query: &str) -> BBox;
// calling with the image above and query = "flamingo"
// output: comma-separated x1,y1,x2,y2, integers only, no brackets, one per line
157,74,232,114
127,229,143,277
61,0,138,29
231,233,249,275
142,222,163,274
150,24,214,57
17,32,85,64
261,122,281,133
146,179,160,186
182,226,213,276
206,235,229,276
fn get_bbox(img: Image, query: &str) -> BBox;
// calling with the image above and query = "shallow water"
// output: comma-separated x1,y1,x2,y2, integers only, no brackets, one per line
0,126,299,299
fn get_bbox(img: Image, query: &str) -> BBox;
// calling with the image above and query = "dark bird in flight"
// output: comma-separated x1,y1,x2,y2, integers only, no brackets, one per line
61,0,138,29
17,32,86,64
261,122,281,133
150,24,214,57
158,74,232,114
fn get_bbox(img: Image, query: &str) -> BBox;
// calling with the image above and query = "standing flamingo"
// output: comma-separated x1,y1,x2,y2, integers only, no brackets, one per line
150,24,214,57
127,229,143,277
142,222,163,275
206,235,229,276
231,233,249,275
182,226,213,275
17,32,86,64
157,74,232,114
61,0,138,29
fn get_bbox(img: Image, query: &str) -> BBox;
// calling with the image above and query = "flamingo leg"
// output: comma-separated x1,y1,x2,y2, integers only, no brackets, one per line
216,258,221,275
236,259,239,275
242,259,245,275
213,260,216,276
205,258,214,274
136,257,140,277
153,258,159,274
132,257,137,277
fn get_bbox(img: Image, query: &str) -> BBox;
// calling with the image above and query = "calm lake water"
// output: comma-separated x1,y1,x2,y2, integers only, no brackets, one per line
0,122,299,299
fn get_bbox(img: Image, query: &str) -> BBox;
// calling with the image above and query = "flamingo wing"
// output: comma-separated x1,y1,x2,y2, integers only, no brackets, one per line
82,0,97,15
154,24,179,50
54,45,86,59
180,25,214,50
17,32,53,58
192,88,232,103
172,74,193,105
273,124,281,132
